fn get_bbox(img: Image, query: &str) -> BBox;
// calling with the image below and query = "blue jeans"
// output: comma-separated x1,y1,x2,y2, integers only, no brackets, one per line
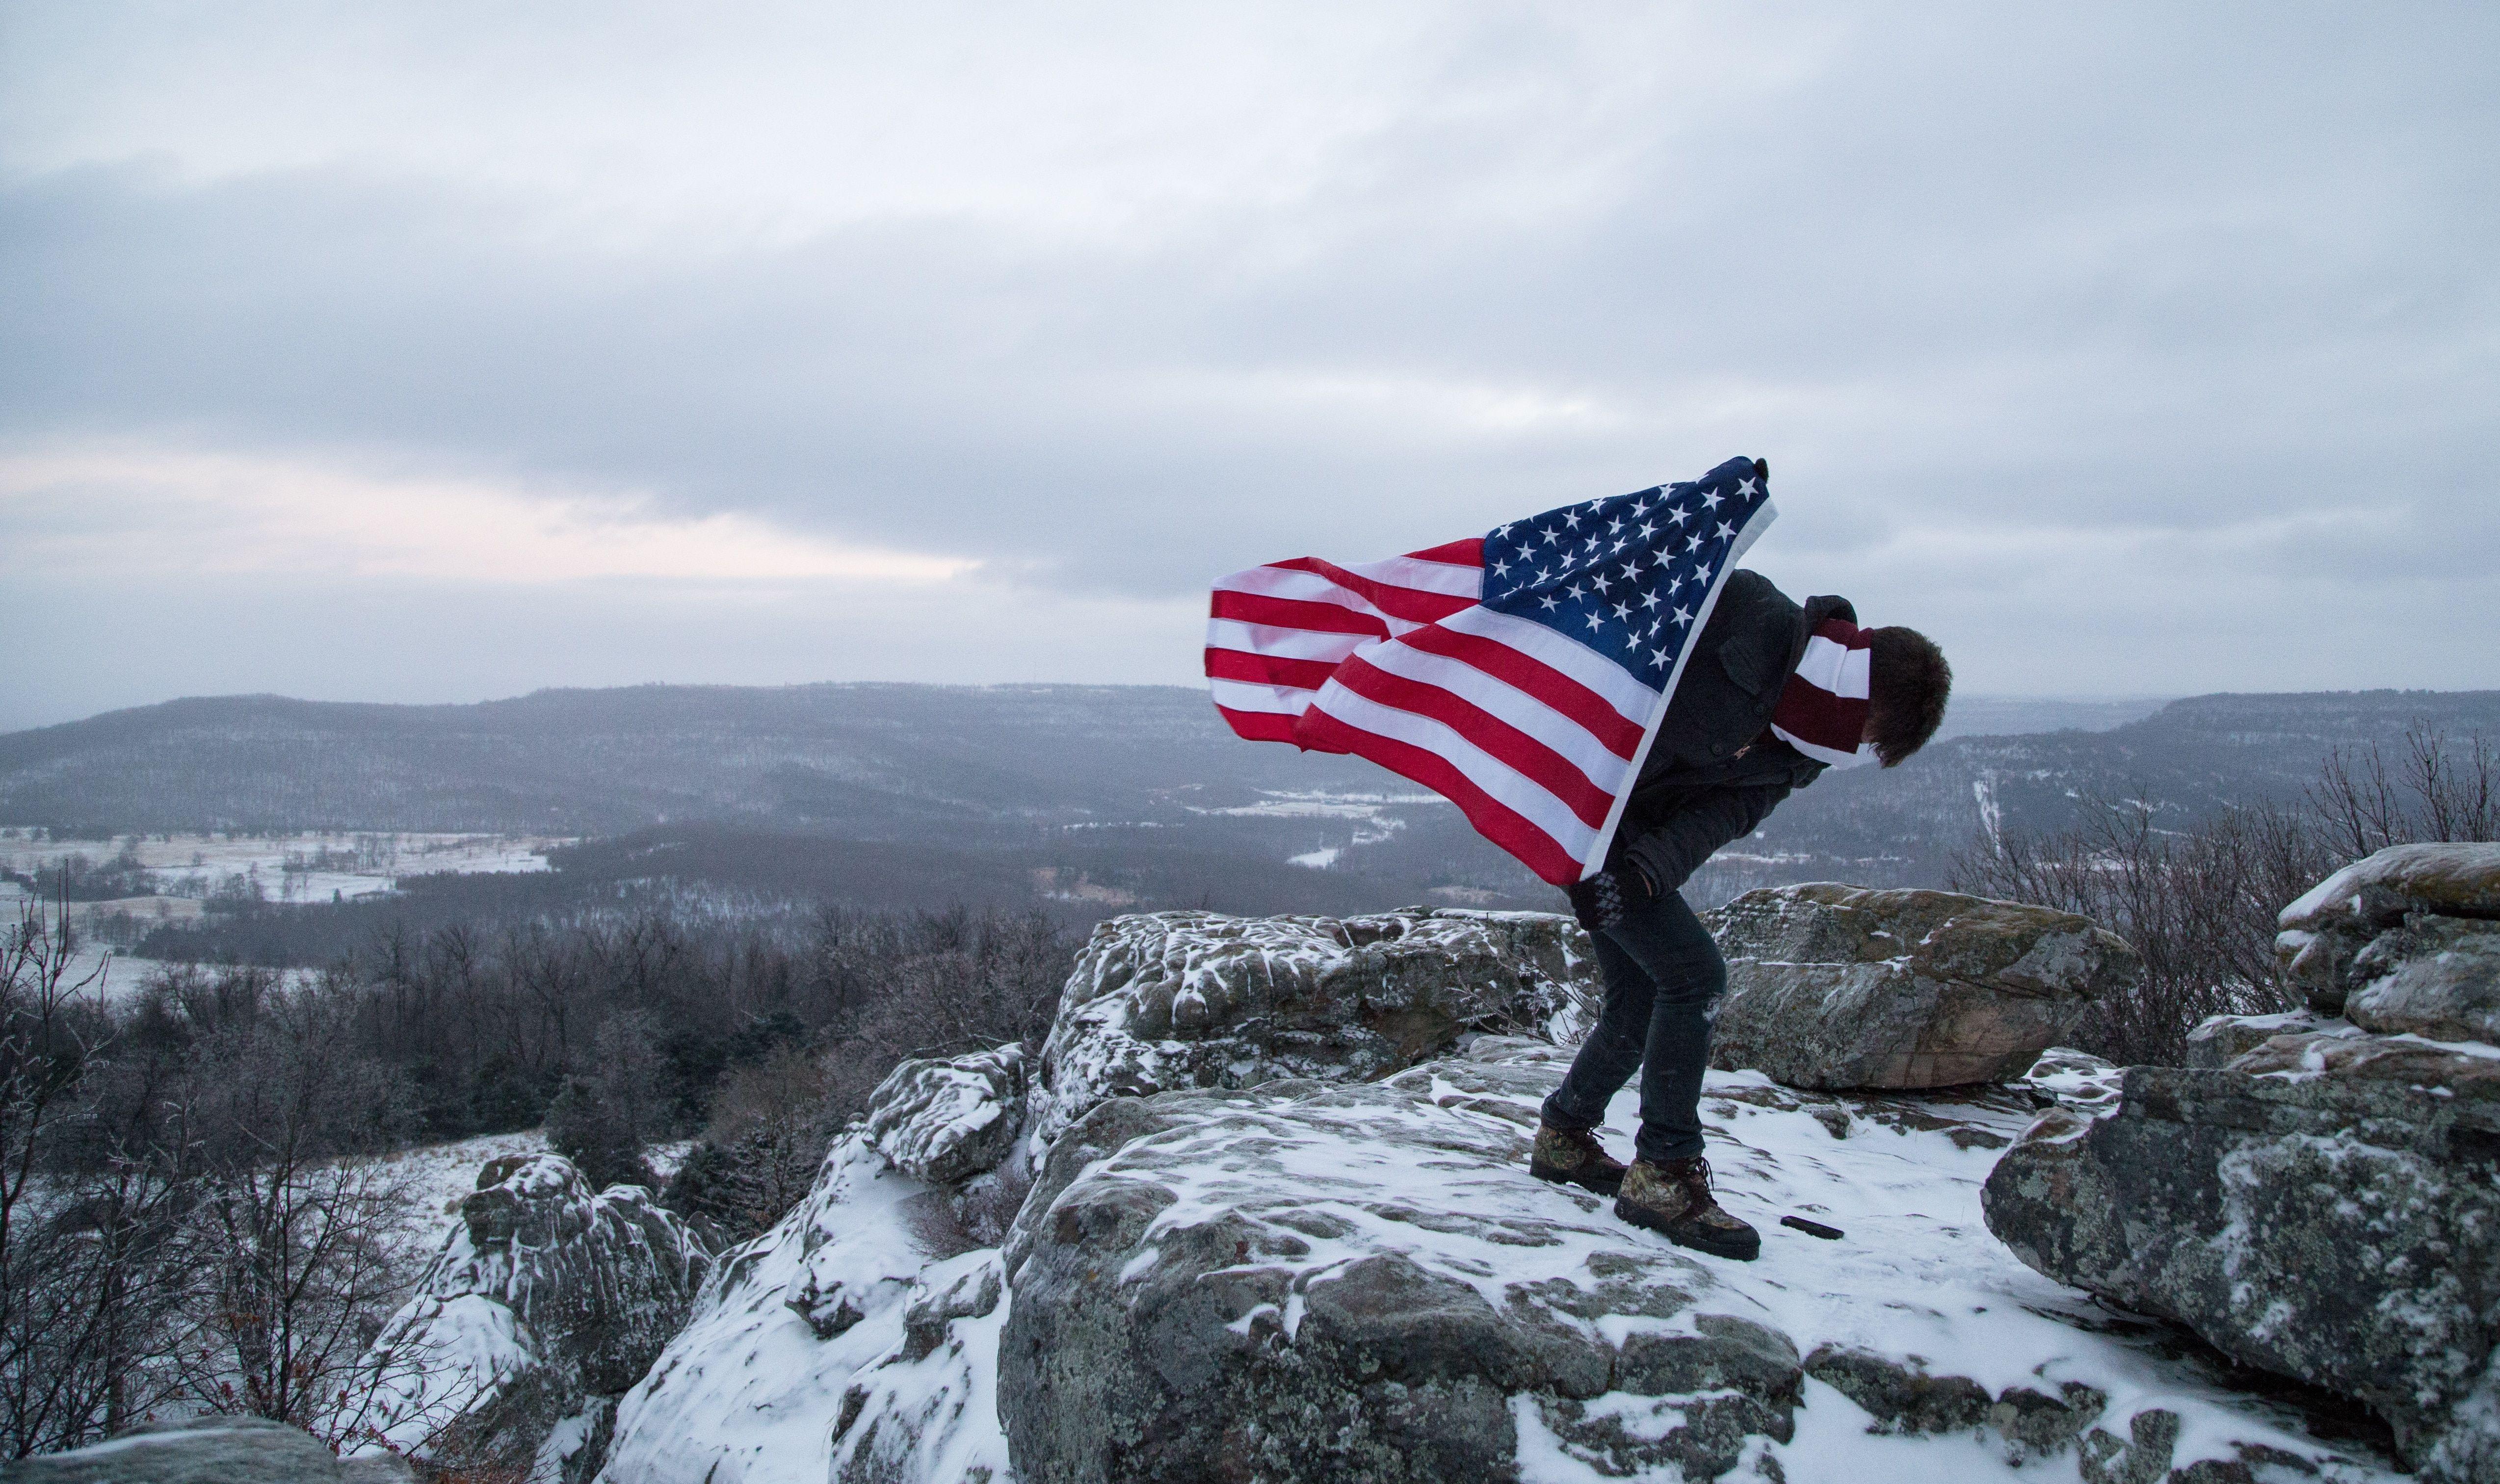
1540,888,1726,1165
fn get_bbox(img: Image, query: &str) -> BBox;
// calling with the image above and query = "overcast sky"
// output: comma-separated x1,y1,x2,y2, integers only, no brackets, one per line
2,2,2495,730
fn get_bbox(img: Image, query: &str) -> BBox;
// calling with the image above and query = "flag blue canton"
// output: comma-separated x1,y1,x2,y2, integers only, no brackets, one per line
1480,455,1773,680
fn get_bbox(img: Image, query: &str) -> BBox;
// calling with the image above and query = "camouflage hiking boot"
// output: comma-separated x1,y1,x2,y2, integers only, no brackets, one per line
1615,1155,1760,1260
1529,1122,1628,1196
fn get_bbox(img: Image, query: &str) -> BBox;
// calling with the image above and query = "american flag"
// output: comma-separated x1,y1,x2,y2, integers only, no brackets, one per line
1205,455,1776,886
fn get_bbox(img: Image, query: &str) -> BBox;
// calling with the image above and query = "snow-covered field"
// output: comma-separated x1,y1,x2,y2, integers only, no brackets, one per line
0,829,567,905
1181,789,1435,868
0,829,571,998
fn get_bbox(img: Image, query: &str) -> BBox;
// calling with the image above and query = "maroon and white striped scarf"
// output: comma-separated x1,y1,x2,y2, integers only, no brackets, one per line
1769,618,1878,769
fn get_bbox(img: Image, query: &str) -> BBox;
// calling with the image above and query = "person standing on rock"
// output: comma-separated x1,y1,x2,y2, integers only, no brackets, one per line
1203,456,1951,1258
1528,574,1951,1259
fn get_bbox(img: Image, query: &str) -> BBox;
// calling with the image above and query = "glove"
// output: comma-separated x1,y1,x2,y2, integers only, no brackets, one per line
1565,862,1655,933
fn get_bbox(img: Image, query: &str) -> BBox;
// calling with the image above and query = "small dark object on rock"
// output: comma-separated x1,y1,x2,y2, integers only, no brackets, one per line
1781,1215,1843,1240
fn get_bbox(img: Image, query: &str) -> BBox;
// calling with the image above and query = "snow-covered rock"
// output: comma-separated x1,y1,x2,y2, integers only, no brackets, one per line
2179,1008,2347,1069
3,1416,415,1483
594,905,2409,1484
1026,908,1597,1151
594,1139,1011,1484
999,1038,2396,1484
340,1153,712,1482
867,1043,1028,1184
1704,885,2139,1089
2276,841,2500,1017
1984,1031,2500,1481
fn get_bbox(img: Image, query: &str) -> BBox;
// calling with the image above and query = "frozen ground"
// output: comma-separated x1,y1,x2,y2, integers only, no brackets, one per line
1182,788,1432,868
0,829,567,904
0,829,570,999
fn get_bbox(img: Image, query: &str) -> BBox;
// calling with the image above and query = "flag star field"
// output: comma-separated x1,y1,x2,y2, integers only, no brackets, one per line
1205,456,1775,886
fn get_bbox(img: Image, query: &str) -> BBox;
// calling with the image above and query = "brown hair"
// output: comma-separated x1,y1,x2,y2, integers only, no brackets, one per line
1865,626,1950,767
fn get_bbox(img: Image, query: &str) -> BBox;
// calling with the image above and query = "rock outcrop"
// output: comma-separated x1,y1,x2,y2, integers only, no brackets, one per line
0,1418,414,1484
996,1039,2384,1484
599,908,2400,1484
2177,1008,2343,1069
867,1043,1028,1185
1987,843,2500,1483
1705,884,2139,1089
1025,908,1597,1152
595,1138,1014,1484
597,909,1595,1484
999,1050,1805,1484
339,1153,712,1482
2275,841,2500,1024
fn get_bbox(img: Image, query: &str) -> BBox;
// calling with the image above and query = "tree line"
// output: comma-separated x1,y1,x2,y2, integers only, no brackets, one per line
0,895,1071,1458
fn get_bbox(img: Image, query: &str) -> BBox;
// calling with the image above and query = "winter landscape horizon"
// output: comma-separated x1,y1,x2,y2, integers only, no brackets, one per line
6,3,2497,1481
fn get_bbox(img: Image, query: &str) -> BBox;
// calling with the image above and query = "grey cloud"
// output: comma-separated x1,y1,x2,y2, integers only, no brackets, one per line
1,1,2496,712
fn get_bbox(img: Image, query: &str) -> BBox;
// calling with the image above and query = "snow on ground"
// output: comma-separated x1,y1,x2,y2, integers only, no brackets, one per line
1558,1067,2395,1481
1180,789,1436,867
601,1140,1012,1484
0,829,567,905
608,1047,2397,1484
0,830,571,1000
364,1129,553,1271
1185,790,1446,820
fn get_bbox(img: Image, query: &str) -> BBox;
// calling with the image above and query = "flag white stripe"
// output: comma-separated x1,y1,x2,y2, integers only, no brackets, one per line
1358,642,1633,794
1435,605,1659,725
1203,619,1376,664
1334,554,1484,599
1208,677,1321,716
1306,684,1600,859
1212,566,1430,637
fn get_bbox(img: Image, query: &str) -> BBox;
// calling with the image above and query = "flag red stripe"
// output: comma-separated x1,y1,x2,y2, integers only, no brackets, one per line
1271,557,1478,624
1203,648,1339,691
1397,623,1646,759
1214,705,1303,744
1209,589,1391,639
1327,656,1615,828
1293,707,1584,884
1405,538,1485,568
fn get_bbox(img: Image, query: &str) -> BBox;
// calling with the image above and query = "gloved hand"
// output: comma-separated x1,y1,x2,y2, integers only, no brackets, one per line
1565,862,1655,933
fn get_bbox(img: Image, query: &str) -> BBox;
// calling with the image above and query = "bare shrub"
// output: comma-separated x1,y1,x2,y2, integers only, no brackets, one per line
1951,800,2323,1064
663,1048,838,1243
2311,729,2500,857
666,907,1069,1242
809,906,1068,1118
1951,726,2497,1066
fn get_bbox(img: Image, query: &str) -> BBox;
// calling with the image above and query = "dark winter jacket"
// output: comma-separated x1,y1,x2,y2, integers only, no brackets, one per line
1610,570,1856,896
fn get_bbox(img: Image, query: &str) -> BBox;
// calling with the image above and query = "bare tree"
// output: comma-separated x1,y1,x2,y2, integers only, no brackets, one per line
1953,726,2497,1066
0,896,188,1456
163,990,417,1436
2311,727,2500,858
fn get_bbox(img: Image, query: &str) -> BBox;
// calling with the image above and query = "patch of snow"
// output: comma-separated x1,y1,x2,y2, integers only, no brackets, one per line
598,1141,1008,1484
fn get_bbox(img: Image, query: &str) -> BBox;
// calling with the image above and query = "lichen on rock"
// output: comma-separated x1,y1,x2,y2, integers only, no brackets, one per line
1705,884,2140,1090
1990,843,2500,1481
